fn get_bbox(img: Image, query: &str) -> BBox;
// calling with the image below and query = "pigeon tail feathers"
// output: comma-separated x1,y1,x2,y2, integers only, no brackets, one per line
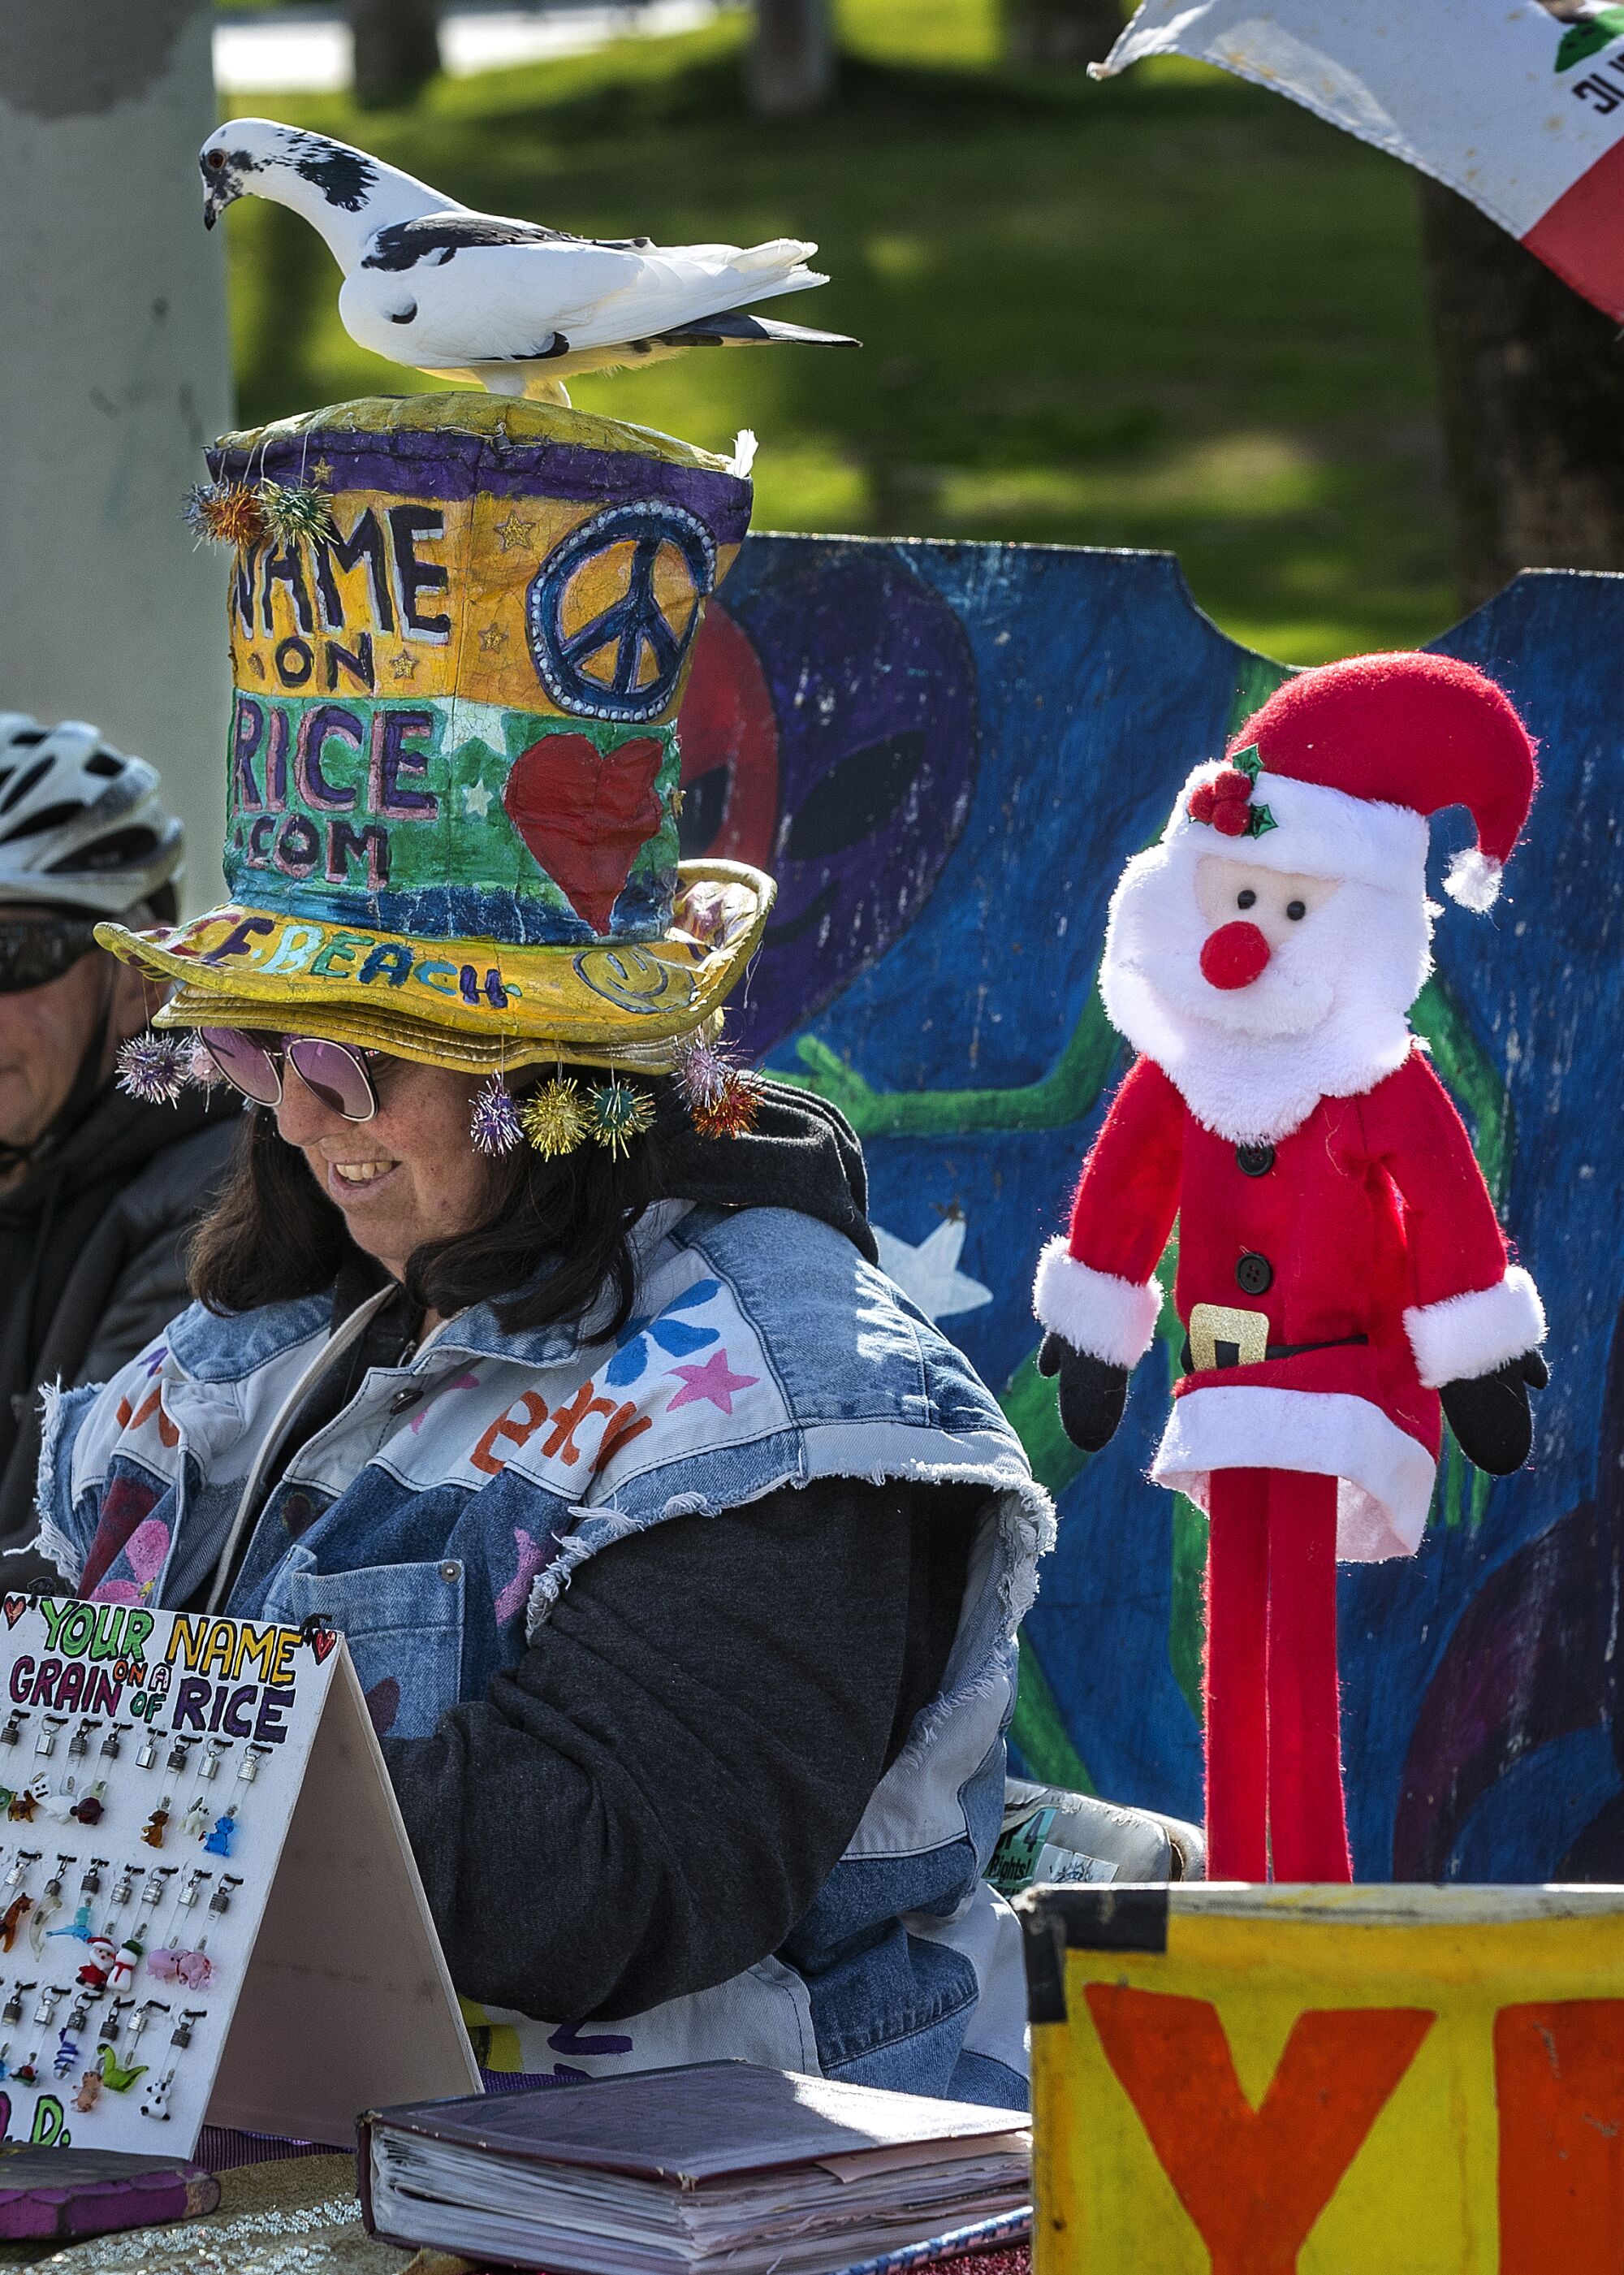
731,238,818,276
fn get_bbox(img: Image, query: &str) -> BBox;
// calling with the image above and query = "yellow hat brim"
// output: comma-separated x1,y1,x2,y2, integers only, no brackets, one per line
96,860,773,1076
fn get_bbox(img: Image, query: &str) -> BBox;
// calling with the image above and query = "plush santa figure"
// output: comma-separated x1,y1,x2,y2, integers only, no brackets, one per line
1033,652,1548,1882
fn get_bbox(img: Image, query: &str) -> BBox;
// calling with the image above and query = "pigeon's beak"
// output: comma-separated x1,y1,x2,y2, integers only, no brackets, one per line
200,163,242,231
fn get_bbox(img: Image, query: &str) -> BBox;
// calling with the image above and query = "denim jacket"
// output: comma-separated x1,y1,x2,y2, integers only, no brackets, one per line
37,1200,1052,2108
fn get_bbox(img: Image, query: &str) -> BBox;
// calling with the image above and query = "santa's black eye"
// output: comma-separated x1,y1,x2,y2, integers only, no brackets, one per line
206,149,226,168
1286,899,1307,920
1237,889,1256,910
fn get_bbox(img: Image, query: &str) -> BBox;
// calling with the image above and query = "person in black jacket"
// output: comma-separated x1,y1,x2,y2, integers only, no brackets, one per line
0,716,236,1553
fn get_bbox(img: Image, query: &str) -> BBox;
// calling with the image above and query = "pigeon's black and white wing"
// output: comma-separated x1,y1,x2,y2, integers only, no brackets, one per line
361,210,654,272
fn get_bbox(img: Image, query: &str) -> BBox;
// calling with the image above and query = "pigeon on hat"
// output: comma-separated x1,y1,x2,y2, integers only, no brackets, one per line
198,119,857,404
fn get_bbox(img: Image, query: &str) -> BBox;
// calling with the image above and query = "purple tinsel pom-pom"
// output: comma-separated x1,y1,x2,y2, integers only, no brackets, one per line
672,1032,733,1114
185,1036,224,1088
469,1075,523,1156
115,1032,190,1107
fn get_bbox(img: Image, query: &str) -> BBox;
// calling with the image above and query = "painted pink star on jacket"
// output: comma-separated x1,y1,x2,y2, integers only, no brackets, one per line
665,1349,759,1416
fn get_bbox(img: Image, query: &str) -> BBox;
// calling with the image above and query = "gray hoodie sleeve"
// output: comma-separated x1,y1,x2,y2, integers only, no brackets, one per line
382,1476,978,2026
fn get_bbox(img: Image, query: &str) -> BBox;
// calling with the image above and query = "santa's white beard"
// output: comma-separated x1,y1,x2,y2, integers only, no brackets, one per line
1099,843,1431,1144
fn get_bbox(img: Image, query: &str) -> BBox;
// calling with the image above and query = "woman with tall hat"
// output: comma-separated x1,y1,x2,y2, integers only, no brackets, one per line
33,392,1046,2104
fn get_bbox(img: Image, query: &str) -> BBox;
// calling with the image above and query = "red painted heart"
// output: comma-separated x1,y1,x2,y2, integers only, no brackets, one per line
2,1597,25,1631
305,1628,338,1663
502,734,665,936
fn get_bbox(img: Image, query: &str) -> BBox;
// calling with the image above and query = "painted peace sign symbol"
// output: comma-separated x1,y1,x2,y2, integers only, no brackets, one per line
527,501,717,724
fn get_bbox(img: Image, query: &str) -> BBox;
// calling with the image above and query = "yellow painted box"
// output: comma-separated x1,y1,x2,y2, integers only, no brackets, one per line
1017,1882,1624,2273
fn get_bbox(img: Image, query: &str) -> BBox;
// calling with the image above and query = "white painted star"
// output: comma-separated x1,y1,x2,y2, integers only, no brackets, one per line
873,1214,992,1322
462,782,494,819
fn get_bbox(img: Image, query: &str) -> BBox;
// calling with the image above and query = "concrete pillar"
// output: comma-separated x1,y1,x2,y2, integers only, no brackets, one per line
0,1,233,914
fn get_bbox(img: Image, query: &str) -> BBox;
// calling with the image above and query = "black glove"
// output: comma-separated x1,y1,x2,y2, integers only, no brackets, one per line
1439,1347,1550,1476
1037,1333,1130,1453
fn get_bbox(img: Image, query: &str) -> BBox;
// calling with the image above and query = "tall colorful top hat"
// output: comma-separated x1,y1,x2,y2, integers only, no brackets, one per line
97,395,771,1088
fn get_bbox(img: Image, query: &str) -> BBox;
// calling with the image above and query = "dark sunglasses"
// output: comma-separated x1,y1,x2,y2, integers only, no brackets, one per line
198,1027,380,1122
0,917,102,994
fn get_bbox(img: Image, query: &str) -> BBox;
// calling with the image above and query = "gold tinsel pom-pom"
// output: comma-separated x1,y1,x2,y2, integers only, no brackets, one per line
691,1068,763,1140
181,481,267,551
521,1077,590,1160
257,478,336,547
589,1080,657,1159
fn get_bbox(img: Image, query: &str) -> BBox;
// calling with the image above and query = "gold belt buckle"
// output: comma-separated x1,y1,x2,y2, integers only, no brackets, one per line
1188,1302,1270,1372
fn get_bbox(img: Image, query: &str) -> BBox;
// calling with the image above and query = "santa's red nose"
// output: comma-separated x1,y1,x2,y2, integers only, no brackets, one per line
1200,920,1271,990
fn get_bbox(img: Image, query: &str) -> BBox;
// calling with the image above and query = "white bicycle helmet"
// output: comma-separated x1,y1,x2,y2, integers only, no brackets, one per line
0,716,183,919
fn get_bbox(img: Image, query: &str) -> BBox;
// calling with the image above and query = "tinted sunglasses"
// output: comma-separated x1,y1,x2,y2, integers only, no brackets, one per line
198,1027,379,1122
0,917,102,994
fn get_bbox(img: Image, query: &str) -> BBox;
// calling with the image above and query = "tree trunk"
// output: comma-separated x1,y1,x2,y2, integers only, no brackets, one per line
1003,0,1122,70
0,0,233,912
1418,175,1624,609
351,0,441,110
747,0,832,118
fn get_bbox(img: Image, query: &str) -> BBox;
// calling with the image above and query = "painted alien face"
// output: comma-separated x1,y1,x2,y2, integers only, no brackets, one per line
674,546,978,1055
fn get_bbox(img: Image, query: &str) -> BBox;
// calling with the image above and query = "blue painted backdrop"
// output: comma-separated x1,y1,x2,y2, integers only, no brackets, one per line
674,538,1624,1883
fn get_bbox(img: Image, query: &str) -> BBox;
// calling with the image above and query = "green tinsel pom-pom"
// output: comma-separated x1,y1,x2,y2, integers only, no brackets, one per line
589,1081,656,1160
257,479,336,547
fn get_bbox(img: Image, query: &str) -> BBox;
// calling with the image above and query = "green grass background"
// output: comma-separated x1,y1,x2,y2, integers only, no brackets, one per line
225,0,1454,663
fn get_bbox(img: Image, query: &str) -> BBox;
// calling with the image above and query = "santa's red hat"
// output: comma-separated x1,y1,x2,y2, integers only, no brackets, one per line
1171,651,1538,910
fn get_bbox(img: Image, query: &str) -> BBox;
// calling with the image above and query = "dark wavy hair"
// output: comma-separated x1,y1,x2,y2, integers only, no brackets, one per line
188,1075,669,1340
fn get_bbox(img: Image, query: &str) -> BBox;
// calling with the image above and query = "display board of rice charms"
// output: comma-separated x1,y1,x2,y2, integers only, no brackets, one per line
0,1597,477,2156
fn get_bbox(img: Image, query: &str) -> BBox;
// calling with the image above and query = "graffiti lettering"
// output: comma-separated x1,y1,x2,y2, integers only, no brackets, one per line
369,708,438,818
325,634,374,693
387,504,451,640
327,820,391,888
314,507,395,634
294,705,362,813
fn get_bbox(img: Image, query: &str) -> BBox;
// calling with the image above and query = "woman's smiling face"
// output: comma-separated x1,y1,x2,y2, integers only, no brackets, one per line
272,1050,490,1282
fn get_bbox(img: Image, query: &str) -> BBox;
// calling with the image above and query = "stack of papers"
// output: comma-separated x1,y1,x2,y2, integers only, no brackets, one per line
360,2062,1031,2275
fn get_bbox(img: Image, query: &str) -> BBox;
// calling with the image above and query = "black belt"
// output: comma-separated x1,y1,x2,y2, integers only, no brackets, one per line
1181,1332,1368,1376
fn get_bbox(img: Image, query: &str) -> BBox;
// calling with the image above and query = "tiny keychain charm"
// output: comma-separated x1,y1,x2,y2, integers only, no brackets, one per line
166,1737,191,1777
100,1724,128,1762
140,1797,171,1849
54,2023,80,2079
2,1848,36,1893
208,1874,241,1918
0,1893,33,1952
34,1715,66,1759
236,1744,269,1788
71,1779,108,1826
108,1930,145,1993
76,1935,116,1990
32,1985,61,2029
136,1730,158,1771
28,1862,66,1954
0,1711,24,1748
67,1720,93,1761
203,1806,238,1858
110,1864,136,1909
179,1794,209,1841
2,1983,30,2026
198,1739,229,1784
